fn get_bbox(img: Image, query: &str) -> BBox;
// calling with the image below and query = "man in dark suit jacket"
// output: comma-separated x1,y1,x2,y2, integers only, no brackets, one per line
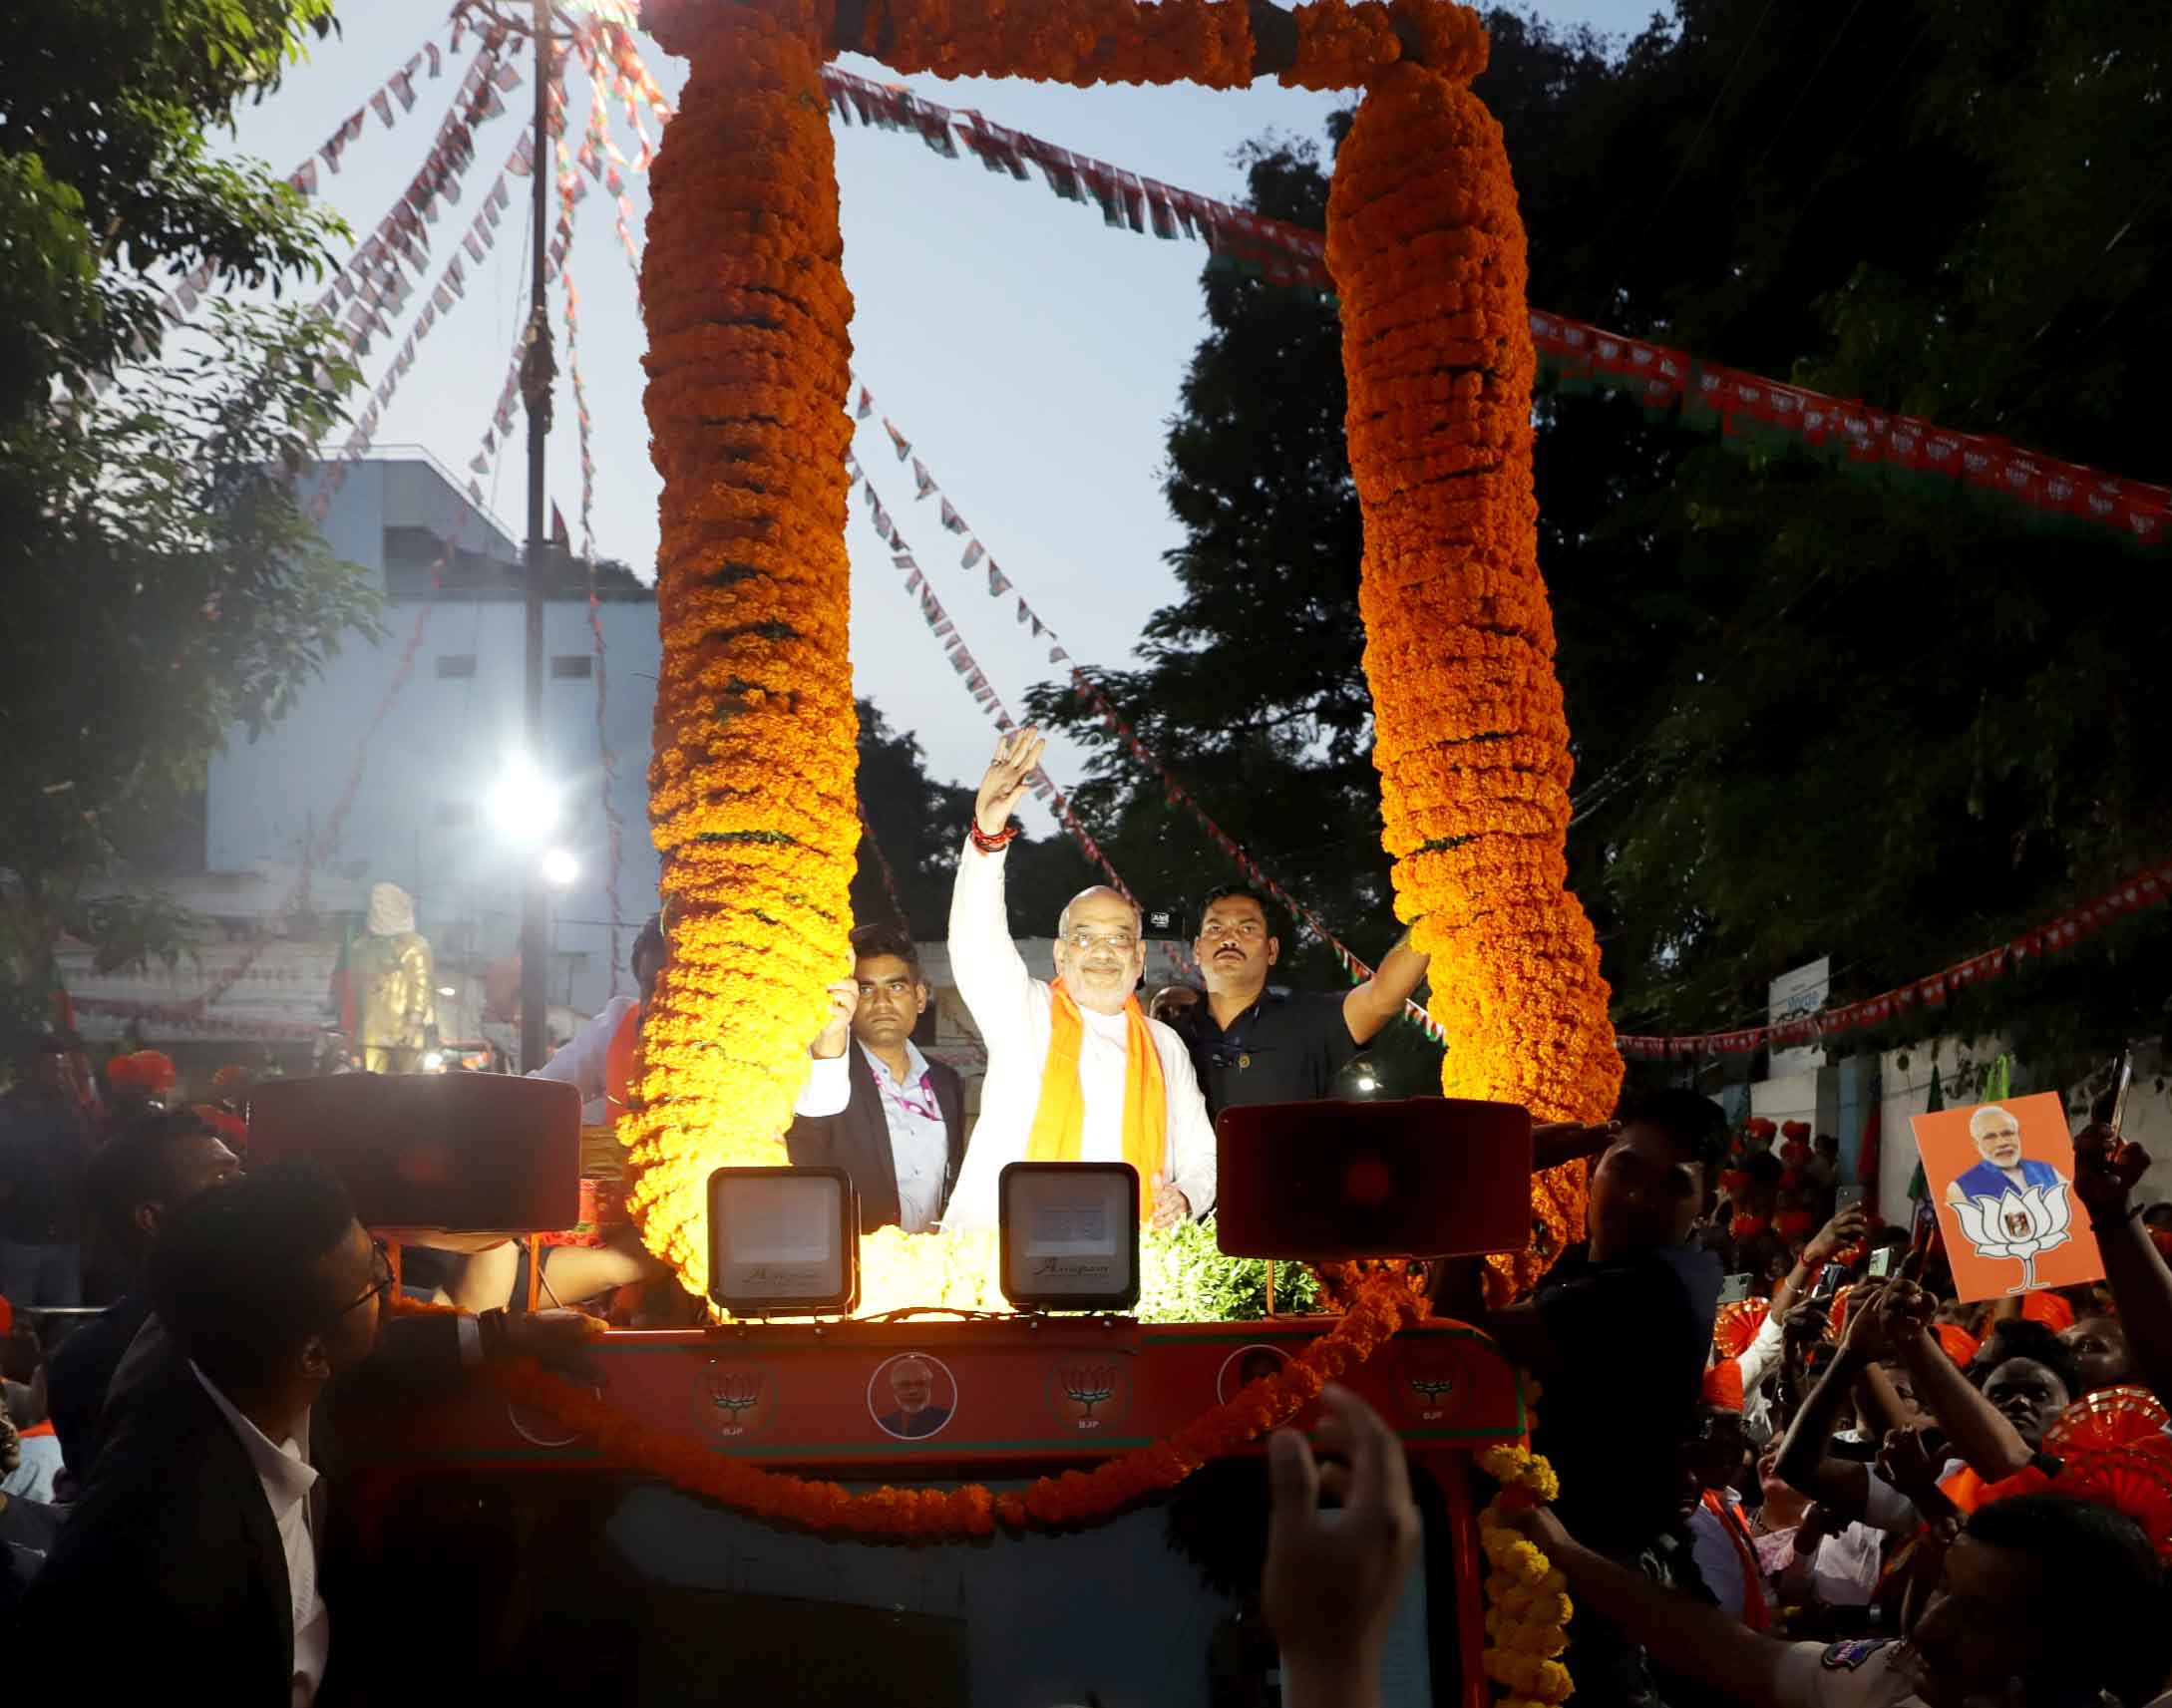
790,923,967,1233
20,1159,469,1701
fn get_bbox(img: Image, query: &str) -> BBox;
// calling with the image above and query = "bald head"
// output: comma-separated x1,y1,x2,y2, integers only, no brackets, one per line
1056,886,1142,940
1053,886,1148,1016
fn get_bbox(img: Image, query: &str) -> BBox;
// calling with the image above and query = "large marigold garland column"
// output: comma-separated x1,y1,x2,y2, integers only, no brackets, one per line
1326,24,1623,1291
629,0,860,1296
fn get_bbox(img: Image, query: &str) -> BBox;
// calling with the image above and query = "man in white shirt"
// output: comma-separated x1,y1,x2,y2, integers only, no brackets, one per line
941,728,1215,1232
791,923,967,1233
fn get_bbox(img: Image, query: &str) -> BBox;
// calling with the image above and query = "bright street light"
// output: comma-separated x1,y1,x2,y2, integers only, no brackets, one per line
489,753,559,840
540,847,578,887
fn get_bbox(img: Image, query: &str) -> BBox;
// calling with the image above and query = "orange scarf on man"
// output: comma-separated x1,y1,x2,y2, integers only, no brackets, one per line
1025,979,1166,1190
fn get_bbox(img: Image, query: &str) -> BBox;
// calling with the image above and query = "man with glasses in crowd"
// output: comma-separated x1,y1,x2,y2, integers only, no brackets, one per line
940,728,1216,1232
23,1159,584,1699
24,1160,418,1697
1182,883,1431,1117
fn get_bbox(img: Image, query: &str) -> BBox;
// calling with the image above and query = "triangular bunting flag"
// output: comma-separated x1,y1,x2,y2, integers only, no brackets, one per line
939,499,967,534
961,540,985,569
987,565,1011,597
911,458,935,500
885,419,910,461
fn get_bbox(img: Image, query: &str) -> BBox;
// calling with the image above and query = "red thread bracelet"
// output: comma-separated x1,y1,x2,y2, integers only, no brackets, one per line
969,821,1020,854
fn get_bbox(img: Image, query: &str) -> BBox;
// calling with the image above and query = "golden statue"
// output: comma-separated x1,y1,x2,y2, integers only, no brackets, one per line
353,881,438,1074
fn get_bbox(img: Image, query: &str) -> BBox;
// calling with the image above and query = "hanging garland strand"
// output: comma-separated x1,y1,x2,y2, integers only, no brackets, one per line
1618,857,2172,1060
625,0,861,1297
396,1264,1425,1538
1327,27,1622,1294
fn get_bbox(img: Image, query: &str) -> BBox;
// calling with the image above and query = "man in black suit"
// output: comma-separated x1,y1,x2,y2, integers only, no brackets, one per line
790,923,967,1233
46,1108,241,1482
20,1159,467,1701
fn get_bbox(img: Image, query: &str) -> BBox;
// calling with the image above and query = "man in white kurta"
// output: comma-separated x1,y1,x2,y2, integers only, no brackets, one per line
941,728,1216,1232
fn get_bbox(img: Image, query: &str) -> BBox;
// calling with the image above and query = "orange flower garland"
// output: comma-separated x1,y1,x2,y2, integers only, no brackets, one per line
402,1270,1423,1538
854,0,1256,88
625,0,862,1296
626,0,1615,1309
1326,33,1622,1291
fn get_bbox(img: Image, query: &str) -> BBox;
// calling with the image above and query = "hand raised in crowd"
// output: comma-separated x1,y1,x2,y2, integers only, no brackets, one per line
810,979,859,1059
1874,1276,1938,1345
1803,1202,1869,1267
1264,1385,1422,1708
1875,1425,1945,1504
2073,1121,2151,1224
1837,1281,1889,1357
973,725,1047,839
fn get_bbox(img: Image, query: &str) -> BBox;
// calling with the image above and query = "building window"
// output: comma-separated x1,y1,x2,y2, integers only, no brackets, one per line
435,654,478,679
435,802,475,828
550,654,593,680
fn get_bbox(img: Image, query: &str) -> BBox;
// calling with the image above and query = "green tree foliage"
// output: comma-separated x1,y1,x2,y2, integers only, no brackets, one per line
1032,1,2172,1086
0,0,378,1050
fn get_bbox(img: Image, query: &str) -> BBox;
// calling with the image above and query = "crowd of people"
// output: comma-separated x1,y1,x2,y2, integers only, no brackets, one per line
7,723,2172,1706
1417,1080,2172,1708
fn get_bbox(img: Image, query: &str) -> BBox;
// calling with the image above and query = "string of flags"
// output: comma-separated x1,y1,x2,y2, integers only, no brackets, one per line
306,125,535,521
846,454,1137,905
823,65,2169,553
846,370,1443,1043
567,13,667,266
145,14,482,338
310,32,516,328
1616,860,2172,1061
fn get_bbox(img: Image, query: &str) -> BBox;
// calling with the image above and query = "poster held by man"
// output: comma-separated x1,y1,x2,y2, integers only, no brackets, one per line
1909,1091,2106,1302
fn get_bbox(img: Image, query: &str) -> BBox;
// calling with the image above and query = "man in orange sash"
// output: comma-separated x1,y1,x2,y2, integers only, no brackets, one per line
942,729,1216,1233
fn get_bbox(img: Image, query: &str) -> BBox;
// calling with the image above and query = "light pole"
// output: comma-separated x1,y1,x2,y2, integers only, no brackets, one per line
469,0,574,1069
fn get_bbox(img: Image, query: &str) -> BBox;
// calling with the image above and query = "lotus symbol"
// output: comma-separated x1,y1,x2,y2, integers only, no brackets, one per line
1952,1180,2073,1293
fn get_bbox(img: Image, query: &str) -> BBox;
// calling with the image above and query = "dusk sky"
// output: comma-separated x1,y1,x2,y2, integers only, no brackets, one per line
227,1,1664,830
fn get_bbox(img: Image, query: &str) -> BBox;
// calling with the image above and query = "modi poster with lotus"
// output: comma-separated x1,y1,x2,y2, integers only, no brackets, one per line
1911,1092,2105,1303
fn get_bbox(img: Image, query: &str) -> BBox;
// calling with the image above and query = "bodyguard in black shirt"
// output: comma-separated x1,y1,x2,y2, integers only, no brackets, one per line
1181,885,1432,1116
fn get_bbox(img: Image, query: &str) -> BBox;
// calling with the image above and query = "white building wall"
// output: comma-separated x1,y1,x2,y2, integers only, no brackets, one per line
205,458,660,1017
